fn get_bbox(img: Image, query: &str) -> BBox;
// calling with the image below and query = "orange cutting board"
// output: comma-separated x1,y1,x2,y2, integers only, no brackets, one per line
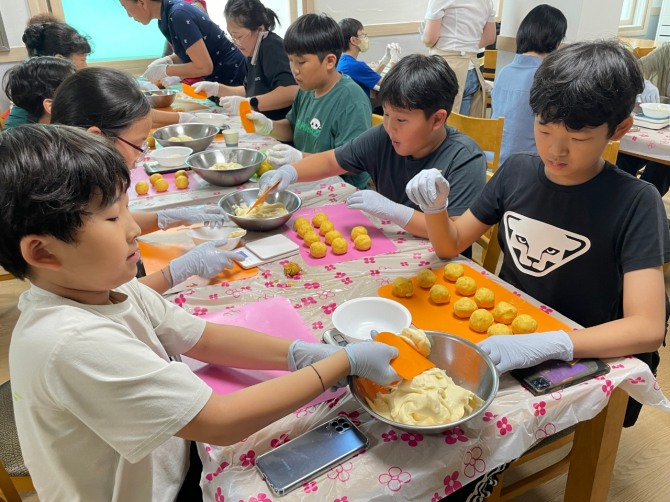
377,265,571,344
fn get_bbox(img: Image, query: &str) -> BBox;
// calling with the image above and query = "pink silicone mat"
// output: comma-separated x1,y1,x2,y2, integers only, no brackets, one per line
130,165,194,196
286,204,397,266
181,296,346,407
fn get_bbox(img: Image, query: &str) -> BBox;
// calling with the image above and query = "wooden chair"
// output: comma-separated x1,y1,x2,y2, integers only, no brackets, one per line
633,46,655,58
481,49,497,81
371,113,383,127
602,140,620,164
0,267,14,282
446,112,504,173
0,381,33,502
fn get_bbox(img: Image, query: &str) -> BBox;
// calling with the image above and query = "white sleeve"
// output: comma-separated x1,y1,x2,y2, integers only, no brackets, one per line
488,0,497,22
425,0,451,20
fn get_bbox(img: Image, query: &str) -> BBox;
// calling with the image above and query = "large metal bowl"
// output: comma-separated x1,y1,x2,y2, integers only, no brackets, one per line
350,331,498,434
186,148,265,187
142,89,178,108
152,123,219,153
218,188,302,231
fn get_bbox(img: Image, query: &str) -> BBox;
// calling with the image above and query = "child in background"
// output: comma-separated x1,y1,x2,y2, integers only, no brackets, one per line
1,125,399,501
406,40,670,428
248,13,372,189
259,54,486,248
2,57,77,128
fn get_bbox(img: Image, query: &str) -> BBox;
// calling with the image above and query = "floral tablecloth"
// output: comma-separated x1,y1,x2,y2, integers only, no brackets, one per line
620,125,670,165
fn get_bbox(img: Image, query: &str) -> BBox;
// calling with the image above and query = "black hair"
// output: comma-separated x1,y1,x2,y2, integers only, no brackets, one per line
0,125,130,280
50,67,152,137
3,56,77,121
379,54,458,118
22,22,92,58
339,18,364,52
283,13,343,62
530,40,644,136
224,0,280,32
27,13,62,25
516,4,567,54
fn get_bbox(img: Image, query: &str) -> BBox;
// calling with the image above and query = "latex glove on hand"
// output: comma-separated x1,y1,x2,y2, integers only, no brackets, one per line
178,112,197,124
169,240,243,285
478,330,574,375
156,205,228,230
192,81,221,97
246,111,274,136
160,76,182,87
380,45,392,66
218,95,248,115
267,144,303,168
138,80,160,92
344,341,400,385
637,79,660,104
346,190,414,227
148,55,173,67
288,340,347,389
143,64,169,83
258,165,298,193
405,168,451,213
389,42,402,64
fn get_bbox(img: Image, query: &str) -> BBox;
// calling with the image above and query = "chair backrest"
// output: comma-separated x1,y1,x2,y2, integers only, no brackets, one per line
447,112,505,173
481,49,498,80
371,113,383,127
602,141,620,165
633,46,655,59
0,381,32,500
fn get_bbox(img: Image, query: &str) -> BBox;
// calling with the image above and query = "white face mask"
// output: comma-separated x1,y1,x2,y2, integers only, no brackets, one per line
358,36,369,53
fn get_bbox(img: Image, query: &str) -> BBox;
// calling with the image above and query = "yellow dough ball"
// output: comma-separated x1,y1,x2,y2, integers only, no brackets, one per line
469,309,494,333
429,284,451,304
296,222,312,238
135,181,149,195
416,268,437,289
474,287,495,308
354,234,372,251
154,178,169,192
175,176,189,189
351,226,369,240
487,323,513,336
319,220,335,236
443,263,465,282
149,173,163,186
174,169,188,179
325,230,343,245
493,302,518,325
453,297,478,319
512,314,538,334
331,237,348,255
293,217,310,230
392,277,414,298
146,134,156,149
303,231,321,246
312,212,329,228
309,241,327,258
455,276,477,296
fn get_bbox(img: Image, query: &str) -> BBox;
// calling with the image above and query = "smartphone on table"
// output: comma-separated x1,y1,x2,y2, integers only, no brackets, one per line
511,358,610,396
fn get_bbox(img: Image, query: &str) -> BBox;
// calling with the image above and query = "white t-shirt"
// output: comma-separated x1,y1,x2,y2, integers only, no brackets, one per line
425,0,496,53
9,279,212,501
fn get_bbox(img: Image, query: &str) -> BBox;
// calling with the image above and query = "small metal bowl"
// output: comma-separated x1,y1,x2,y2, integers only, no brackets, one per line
350,331,498,434
152,123,219,153
186,148,265,187
218,188,302,232
142,89,178,108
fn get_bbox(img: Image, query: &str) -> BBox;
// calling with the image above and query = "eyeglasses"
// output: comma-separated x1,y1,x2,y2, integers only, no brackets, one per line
230,31,253,46
116,136,150,158
357,32,368,39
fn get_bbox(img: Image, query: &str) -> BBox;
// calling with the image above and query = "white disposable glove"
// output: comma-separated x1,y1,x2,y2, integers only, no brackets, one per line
138,80,160,91
246,111,273,136
405,168,451,214
267,144,303,168
344,340,400,385
148,55,173,67
637,79,660,104
219,95,248,115
389,43,402,64
178,112,197,124
258,165,298,193
418,21,426,37
157,205,228,230
380,45,392,66
192,81,221,97
160,76,182,87
143,64,168,83
346,190,414,227
169,240,243,284
478,330,574,375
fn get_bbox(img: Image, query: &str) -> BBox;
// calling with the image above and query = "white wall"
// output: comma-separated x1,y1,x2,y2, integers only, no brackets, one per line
315,0,427,25
0,0,30,110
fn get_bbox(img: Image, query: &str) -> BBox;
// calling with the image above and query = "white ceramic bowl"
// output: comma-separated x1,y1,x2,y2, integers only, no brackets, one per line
150,146,193,167
186,226,247,249
194,112,229,127
331,297,412,344
640,102,670,119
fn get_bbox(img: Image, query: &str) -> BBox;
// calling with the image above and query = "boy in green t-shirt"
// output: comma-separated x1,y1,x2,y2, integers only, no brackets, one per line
245,13,372,189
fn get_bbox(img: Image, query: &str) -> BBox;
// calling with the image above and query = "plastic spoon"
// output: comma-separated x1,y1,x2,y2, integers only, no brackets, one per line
245,180,280,216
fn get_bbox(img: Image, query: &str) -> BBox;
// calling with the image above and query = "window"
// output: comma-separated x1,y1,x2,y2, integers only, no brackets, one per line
619,0,652,35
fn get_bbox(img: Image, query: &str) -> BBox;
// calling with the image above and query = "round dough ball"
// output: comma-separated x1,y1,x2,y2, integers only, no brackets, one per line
511,314,538,334
154,178,169,192
296,222,313,238
453,297,478,319
429,284,451,304
135,181,149,195
293,217,310,230
416,268,437,289
392,277,414,298
487,323,513,336
469,309,494,333
455,276,477,296
331,237,348,255
324,230,343,245
174,169,188,179
443,263,465,282
351,226,368,240
354,234,372,251
311,212,329,228
309,241,327,258
303,230,321,246
474,287,495,308
175,175,189,189
149,173,163,186
493,301,518,325
319,220,335,236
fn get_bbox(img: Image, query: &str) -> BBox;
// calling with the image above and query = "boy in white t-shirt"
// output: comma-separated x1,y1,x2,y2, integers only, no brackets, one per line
0,124,398,501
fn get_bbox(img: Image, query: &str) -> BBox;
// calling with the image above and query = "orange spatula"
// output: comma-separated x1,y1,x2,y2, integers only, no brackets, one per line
245,180,280,215
239,100,255,133
182,83,207,100
374,331,435,380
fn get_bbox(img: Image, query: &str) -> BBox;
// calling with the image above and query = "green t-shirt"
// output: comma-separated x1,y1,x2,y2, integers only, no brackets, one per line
286,74,372,189
4,106,36,130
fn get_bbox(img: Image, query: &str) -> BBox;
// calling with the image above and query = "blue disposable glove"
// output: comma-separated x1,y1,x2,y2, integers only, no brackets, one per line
169,240,243,284
288,340,348,389
477,330,574,375
346,190,414,227
405,168,451,214
637,79,660,104
344,341,400,385
157,206,228,230
258,165,298,193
